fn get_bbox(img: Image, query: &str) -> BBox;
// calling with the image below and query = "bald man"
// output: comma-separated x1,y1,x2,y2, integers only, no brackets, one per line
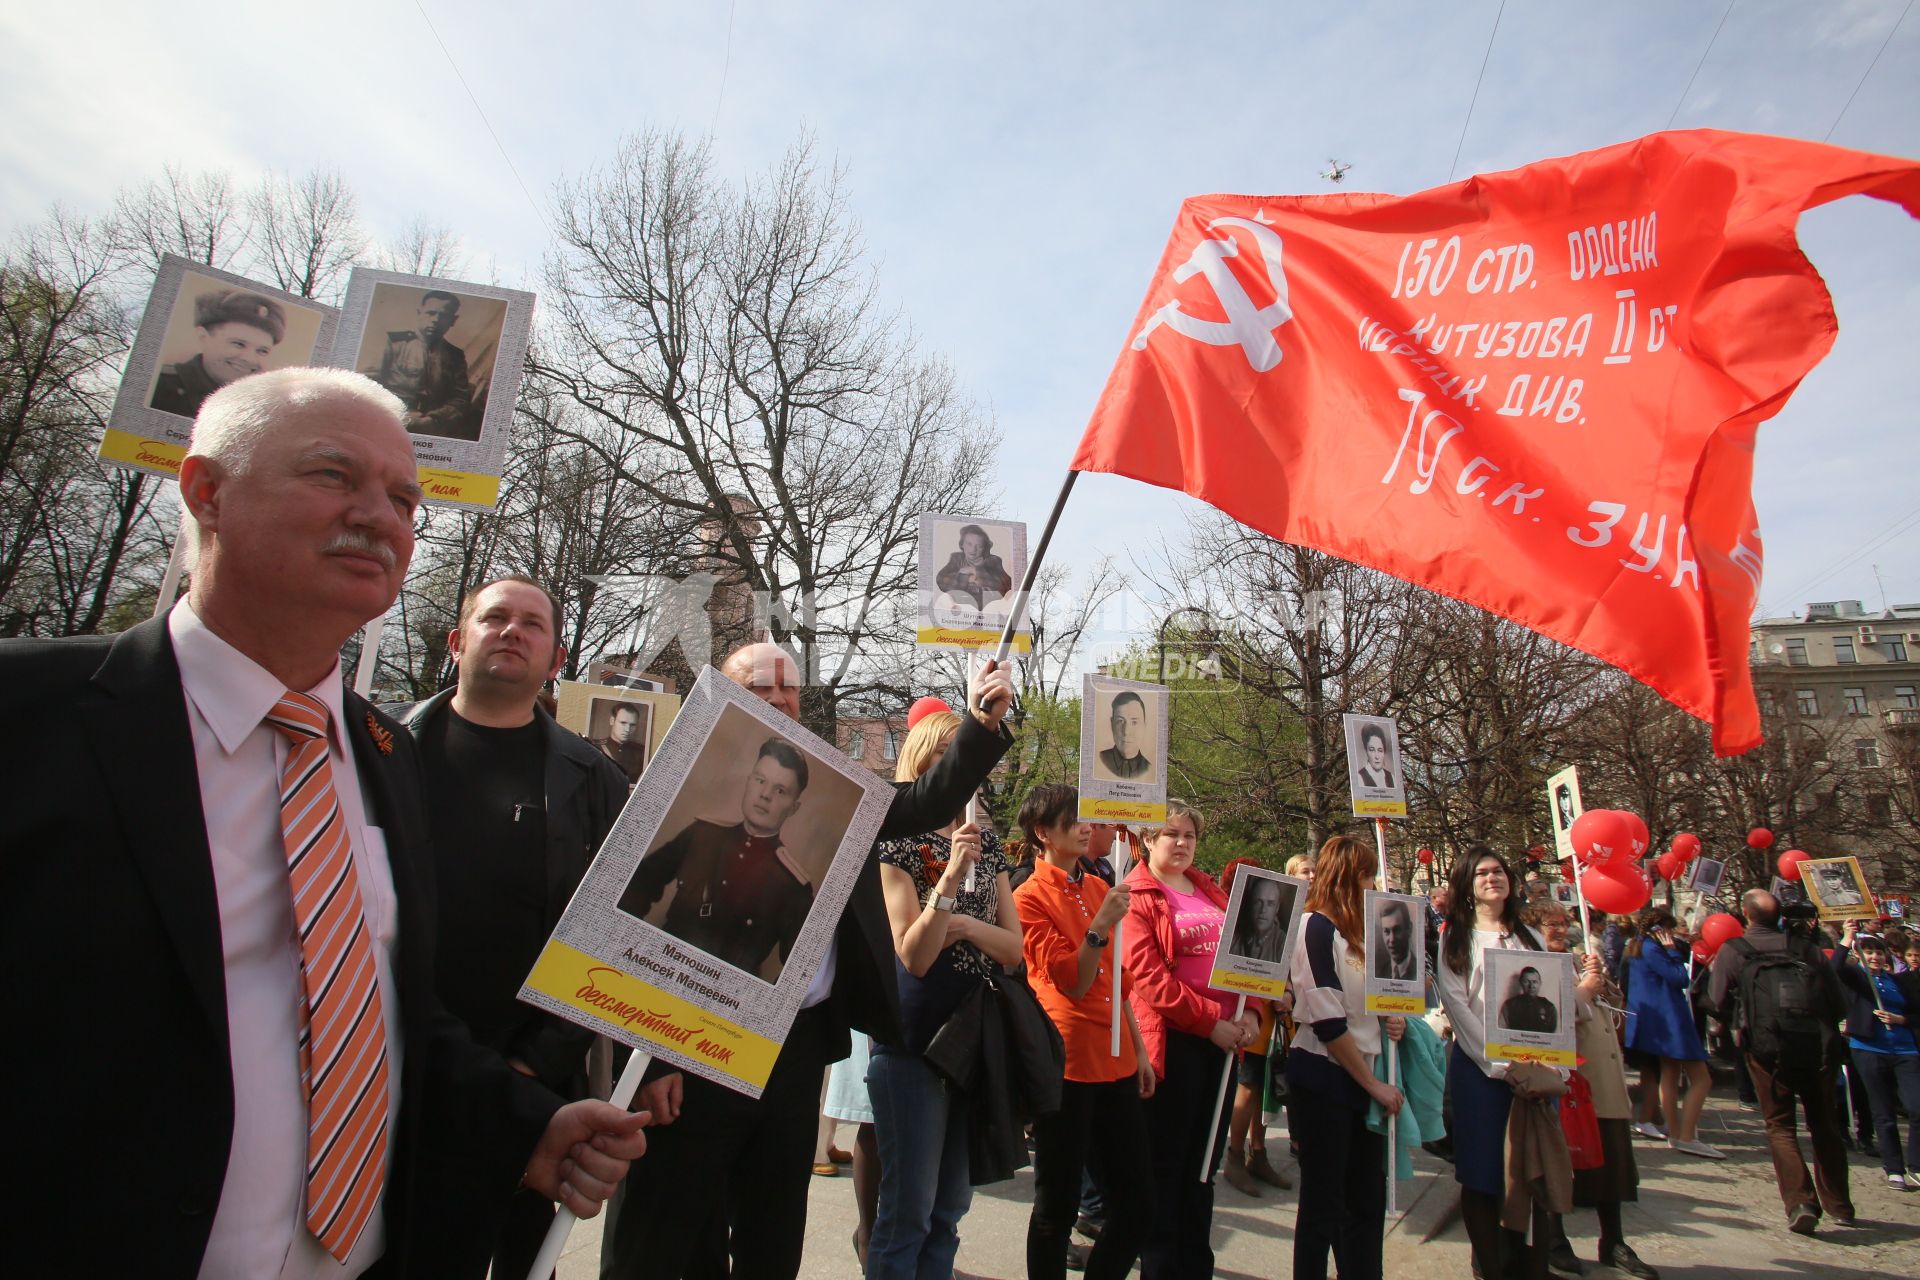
602,642,1016,1280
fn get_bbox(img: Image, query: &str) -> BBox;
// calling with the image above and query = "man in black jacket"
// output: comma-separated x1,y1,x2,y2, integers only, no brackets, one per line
1709,888,1854,1234
396,574,632,1278
601,642,1014,1279
0,369,646,1278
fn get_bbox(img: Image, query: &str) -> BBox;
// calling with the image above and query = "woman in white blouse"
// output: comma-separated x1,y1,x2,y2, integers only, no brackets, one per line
1285,834,1405,1280
1435,845,1550,1280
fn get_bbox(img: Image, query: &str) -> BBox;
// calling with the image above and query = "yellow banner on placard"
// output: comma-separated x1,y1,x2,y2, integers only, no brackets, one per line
1353,798,1408,818
1366,993,1425,1014
98,429,185,476
915,626,1034,652
1489,1042,1577,1068
1080,798,1168,825
1208,968,1289,999
416,467,501,509
523,940,780,1090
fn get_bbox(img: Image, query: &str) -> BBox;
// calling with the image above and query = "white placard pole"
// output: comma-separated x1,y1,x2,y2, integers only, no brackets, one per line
964,654,981,894
524,1049,653,1280
352,615,387,698
1572,854,1597,956
1110,828,1131,1058
1199,993,1248,1182
151,513,190,618
1374,816,1398,1216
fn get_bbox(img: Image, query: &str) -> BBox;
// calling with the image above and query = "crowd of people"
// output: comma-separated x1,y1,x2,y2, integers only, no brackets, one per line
4,363,1914,1280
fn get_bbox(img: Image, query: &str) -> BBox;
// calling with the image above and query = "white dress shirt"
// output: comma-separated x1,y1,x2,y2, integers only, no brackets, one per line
170,602,405,1280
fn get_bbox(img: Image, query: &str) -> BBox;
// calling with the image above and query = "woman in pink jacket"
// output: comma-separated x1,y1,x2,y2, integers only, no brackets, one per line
1124,801,1262,1278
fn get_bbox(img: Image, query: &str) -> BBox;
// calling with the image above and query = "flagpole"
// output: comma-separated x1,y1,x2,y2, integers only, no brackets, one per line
1374,815,1398,1217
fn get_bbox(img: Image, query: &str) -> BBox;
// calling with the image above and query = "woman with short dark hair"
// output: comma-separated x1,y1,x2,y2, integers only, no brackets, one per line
1014,784,1155,1280
1624,908,1722,1160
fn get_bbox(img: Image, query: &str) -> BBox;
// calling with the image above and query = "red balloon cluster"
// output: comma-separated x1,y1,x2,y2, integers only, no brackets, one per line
1650,832,1705,883
1567,809,1655,914
1416,847,1435,866
1777,849,1811,881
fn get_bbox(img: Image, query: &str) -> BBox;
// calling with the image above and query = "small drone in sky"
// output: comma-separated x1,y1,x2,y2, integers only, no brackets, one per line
1321,158,1353,183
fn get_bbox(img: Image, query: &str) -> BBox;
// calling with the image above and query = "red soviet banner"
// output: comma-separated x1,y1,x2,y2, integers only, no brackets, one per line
1073,130,1919,755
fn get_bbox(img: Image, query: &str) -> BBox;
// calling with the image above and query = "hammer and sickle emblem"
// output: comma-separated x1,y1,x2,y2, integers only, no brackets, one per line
1131,217,1293,372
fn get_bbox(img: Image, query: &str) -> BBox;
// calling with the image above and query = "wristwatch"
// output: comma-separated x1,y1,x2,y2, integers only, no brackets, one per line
1085,928,1109,949
925,888,957,913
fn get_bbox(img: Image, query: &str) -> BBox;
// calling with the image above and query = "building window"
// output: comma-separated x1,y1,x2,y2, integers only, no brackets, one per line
882,728,898,762
1796,689,1819,717
1785,638,1809,665
1757,688,1780,716
1866,794,1893,823
1898,686,1919,710
1855,738,1880,768
1833,636,1856,664
847,730,864,761
1843,687,1868,716
1888,638,1909,662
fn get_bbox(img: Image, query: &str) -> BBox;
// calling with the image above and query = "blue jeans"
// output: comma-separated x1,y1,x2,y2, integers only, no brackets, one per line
866,1049,973,1280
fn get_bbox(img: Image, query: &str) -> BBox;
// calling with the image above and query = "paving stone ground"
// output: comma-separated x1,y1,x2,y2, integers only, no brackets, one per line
547,1089,1920,1279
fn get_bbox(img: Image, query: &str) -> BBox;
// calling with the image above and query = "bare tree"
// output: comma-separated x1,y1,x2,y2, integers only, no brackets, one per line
377,219,469,279
536,129,998,734
247,169,367,302
109,165,247,271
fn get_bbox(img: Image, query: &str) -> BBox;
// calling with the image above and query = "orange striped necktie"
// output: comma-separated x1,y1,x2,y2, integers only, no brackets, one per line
266,691,390,1262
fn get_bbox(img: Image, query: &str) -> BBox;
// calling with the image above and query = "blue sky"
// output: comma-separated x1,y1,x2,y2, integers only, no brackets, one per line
4,0,1916,628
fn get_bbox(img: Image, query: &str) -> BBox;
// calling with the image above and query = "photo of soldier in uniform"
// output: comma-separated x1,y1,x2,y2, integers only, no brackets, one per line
1092,688,1159,784
1545,764,1585,861
1687,856,1726,898
354,282,507,441
1498,965,1559,1033
1802,857,1875,920
144,270,324,420
614,701,862,984
587,696,653,787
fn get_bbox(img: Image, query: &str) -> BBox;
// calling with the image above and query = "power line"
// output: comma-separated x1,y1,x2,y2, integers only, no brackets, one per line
1823,0,1913,142
1448,0,1508,182
411,0,550,231
1666,0,1737,130
712,0,739,137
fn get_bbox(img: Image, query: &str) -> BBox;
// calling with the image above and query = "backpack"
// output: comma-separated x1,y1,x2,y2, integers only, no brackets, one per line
1727,936,1836,1085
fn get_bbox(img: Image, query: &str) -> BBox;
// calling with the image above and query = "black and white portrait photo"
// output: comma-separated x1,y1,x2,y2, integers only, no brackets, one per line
615,701,864,984
1802,857,1874,921
1687,856,1726,899
354,282,506,441
1497,965,1559,1033
1094,689,1158,784
1341,713,1407,817
1554,785,1576,832
1545,764,1585,861
1368,894,1423,982
1224,873,1300,965
587,695,654,788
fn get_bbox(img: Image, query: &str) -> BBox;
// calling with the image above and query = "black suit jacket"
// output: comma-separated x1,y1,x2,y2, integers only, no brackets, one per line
0,617,560,1278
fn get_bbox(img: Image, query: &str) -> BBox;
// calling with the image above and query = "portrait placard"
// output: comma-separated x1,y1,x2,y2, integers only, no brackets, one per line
99,255,339,477
1686,856,1726,898
325,268,534,510
1800,856,1878,922
554,679,679,781
1078,674,1169,824
1342,713,1407,818
1208,869,1307,1000
1484,948,1577,1068
1546,764,1585,862
519,668,893,1097
1363,891,1427,1013
916,513,1031,652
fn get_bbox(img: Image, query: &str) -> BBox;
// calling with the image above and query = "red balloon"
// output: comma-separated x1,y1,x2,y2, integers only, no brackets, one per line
1569,809,1634,869
1699,912,1744,955
1692,942,1713,964
1417,847,1435,865
1672,832,1702,861
1580,860,1652,914
1619,812,1651,859
1778,849,1811,881
1654,852,1680,880
1747,827,1775,850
